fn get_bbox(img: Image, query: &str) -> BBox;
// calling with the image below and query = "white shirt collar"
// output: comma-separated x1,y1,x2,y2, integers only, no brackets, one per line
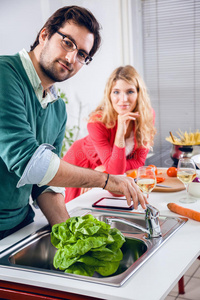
19,48,59,108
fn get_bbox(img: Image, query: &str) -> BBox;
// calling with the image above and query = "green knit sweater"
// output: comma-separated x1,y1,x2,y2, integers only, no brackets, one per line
0,53,67,230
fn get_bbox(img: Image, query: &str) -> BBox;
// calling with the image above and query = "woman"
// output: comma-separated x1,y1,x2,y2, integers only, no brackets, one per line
63,65,156,202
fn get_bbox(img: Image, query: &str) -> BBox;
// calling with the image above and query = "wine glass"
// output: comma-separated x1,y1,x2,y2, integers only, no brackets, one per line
177,158,197,203
137,166,156,198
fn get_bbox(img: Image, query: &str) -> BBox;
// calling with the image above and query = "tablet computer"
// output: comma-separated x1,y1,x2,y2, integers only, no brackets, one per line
92,197,134,210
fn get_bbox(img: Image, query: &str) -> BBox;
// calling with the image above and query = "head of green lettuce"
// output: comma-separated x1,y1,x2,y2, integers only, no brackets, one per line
51,214,126,277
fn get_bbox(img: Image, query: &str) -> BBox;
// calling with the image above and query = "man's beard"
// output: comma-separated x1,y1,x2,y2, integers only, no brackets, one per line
39,59,72,82
39,48,73,83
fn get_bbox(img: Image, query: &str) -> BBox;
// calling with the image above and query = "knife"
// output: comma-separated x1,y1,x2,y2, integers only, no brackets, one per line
156,184,172,188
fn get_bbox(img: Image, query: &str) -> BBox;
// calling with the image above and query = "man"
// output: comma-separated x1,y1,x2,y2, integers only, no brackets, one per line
0,6,147,240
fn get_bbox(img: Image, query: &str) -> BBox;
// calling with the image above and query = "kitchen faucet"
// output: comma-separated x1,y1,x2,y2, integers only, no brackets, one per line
106,204,162,238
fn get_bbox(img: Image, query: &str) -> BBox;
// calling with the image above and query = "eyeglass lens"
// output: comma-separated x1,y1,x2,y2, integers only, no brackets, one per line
61,37,90,65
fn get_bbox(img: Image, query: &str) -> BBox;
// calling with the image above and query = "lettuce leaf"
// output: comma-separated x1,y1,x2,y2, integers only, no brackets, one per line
64,263,95,277
95,261,120,276
51,214,125,277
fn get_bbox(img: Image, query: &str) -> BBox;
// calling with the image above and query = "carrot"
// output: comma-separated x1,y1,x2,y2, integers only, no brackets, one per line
167,203,200,222
127,170,137,179
156,176,165,183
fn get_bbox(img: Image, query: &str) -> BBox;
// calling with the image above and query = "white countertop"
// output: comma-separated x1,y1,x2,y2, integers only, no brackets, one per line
1,188,200,300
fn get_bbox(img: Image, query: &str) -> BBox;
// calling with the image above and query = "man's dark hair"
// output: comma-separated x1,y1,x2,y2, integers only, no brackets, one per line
30,6,101,57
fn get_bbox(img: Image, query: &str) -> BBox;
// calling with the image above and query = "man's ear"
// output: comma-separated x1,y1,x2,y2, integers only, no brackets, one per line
39,28,48,46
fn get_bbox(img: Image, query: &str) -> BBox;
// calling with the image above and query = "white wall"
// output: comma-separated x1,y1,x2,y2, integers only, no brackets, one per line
58,0,124,140
0,0,140,141
0,0,46,55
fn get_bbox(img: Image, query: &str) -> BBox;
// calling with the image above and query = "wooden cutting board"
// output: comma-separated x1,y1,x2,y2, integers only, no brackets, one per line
153,168,185,192
126,168,185,193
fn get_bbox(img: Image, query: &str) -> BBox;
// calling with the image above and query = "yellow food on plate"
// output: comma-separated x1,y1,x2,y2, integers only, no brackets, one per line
166,129,200,145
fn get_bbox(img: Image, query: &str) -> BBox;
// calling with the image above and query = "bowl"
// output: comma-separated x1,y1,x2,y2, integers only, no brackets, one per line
188,182,200,198
192,154,200,169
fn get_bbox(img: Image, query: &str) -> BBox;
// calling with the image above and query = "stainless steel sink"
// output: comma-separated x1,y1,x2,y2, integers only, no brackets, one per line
0,207,187,286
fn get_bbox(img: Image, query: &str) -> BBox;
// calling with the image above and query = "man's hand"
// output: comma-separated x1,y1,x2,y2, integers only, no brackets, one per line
105,174,148,209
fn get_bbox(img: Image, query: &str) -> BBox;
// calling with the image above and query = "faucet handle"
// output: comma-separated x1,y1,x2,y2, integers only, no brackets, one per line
145,204,162,238
145,204,160,219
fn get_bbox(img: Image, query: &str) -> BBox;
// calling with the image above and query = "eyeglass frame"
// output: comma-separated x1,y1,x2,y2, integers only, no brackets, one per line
56,31,93,65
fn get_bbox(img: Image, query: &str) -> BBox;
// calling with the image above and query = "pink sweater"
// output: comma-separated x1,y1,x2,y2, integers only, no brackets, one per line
86,121,149,173
63,117,154,202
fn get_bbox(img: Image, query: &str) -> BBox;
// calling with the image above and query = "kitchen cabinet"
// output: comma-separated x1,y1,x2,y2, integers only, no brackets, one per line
0,280,100,300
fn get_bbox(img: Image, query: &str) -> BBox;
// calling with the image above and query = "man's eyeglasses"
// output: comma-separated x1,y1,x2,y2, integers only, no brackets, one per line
57,31,92,65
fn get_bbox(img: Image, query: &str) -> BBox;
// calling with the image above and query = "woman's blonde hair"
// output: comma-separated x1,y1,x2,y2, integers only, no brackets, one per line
89,65,156,148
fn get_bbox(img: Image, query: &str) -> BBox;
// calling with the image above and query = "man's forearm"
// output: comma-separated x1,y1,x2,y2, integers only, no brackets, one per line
47,159,148,210
37,192,70,226
48,160,107,189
